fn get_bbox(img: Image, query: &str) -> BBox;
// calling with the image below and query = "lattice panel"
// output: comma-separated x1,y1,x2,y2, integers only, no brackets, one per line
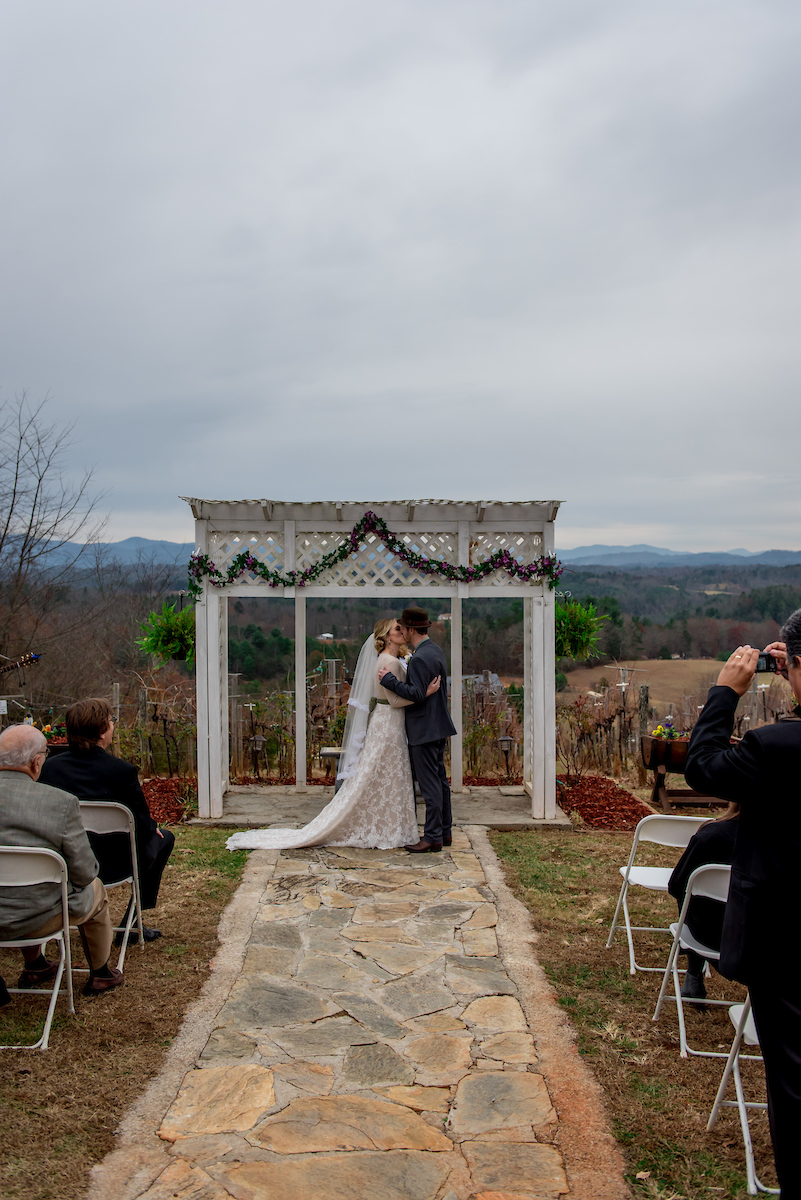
301,530,459,588
470,531,544,585
208,532,284,583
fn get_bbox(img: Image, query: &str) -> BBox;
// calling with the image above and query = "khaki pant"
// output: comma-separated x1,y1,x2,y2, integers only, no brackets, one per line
29,878,113,971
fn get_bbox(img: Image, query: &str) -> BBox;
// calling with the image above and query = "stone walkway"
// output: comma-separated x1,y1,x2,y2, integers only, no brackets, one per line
89,828,626,1200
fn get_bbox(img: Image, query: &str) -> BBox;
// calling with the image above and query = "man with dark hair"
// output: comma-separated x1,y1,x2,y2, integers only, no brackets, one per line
39,698,175,943
685,609,801,1197
0,724,122,996
378,607,456,853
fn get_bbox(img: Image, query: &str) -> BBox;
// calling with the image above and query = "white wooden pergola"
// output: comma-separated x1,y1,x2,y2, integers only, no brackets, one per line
182,498,561,821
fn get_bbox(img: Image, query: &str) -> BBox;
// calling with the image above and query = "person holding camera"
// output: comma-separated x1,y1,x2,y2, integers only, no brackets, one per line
685,610,801,1198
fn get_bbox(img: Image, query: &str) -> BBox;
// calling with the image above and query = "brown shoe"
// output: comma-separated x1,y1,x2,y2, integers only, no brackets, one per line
404,839,443,853
82,968,123,997
443,836,452,846
17,959,60,988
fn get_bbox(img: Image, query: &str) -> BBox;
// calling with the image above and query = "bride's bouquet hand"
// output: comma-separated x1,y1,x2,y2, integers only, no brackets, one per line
426,675,441,697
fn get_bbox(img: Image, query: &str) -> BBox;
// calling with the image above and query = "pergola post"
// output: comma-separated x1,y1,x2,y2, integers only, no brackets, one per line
294,589,307,790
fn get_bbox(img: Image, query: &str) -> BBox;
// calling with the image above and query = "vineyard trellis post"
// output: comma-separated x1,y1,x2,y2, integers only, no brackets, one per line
184,498,561,820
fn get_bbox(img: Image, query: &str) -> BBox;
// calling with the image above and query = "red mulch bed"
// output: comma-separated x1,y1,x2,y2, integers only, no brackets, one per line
463,774,524,787
141,778,189,824
557,774,651,831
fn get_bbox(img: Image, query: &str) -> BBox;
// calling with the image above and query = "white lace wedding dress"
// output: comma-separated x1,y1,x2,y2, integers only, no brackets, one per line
226,653,419,851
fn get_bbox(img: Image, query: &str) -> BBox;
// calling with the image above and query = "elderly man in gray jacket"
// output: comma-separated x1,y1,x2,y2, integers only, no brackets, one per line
0,725,122,998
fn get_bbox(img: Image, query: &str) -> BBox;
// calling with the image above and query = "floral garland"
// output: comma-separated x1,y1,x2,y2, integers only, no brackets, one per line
188,510,563,600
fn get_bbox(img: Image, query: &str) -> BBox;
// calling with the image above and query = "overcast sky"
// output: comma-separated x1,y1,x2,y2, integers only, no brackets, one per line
2,0,800,551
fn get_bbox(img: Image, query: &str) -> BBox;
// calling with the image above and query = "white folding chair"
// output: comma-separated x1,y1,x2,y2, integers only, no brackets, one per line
0,846,75,1050
652,863,732,1058
606,814,712,974
707,995,778,1195
78,801,143,972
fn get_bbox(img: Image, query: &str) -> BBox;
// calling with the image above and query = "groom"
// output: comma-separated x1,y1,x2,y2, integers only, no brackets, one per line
377,607,457,853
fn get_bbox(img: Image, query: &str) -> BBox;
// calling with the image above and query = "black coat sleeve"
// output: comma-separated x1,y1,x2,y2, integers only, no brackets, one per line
685,686,765,803
378,654,432,705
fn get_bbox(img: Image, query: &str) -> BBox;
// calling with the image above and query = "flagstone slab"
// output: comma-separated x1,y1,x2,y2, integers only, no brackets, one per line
443,887,486,903
461,996,528,1031
332,991,408,1039
380,977,458,1020
271,1017,377,1057
319,888,357,908
402,1034,472,1083
361,943,447,976
411,921,461,945
242,945,298,976
342,1042,416,1085
271,1061,335,1095
348,868,422,887
253,901,306,922
413,1012,466,1032
351,900,421,923
418,902,475,921
219,979,336,1029
479,1032,537,1064
462,1142,568,1196
445,956,515,996
343,924,423,945
449,1072,555,1135
159,1065,276,1140
463,904,498,930
249,923,304,949
252,1094,452,1153
372,1085,452,1113
199,1027,257,1062
295,954,372,989
138,1159,229,1199
301,893,321,910
214,1149,453,1200
308,906,352,927
462,928,499,957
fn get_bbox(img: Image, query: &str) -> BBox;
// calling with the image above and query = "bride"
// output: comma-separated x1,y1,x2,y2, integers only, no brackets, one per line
226,619,440,851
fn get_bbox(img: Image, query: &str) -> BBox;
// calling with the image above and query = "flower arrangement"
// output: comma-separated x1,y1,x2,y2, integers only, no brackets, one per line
650,717,686,740
41,723,66,741
187,510,563,601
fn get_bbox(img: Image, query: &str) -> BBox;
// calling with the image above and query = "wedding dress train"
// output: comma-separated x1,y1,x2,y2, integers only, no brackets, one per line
226,653,418,851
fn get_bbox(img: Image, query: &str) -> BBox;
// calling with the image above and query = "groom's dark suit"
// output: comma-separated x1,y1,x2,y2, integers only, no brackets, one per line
379,637,457,844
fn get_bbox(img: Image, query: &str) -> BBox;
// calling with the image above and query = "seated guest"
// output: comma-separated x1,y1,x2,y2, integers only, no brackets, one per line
0,725,122,995
39,698,175,943
667,803,739,999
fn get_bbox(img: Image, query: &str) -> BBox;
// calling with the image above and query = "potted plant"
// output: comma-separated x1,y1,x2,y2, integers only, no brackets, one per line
137,602,196,667
641,718,690,774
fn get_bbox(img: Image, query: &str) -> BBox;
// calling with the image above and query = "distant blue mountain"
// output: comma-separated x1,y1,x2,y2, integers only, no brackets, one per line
42,537,195,566
558,544,801,568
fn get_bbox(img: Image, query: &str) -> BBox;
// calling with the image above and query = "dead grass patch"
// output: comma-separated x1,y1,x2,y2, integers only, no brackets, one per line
489,827,777,1200
0,827,247,1200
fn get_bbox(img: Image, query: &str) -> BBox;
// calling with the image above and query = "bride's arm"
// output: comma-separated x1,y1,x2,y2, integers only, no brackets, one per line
376,656,413,707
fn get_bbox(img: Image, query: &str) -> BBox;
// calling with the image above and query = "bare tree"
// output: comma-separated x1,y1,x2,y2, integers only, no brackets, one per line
0,392,108,657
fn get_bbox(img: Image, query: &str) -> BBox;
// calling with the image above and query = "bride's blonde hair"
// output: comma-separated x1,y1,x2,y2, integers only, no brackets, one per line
374,618,404,654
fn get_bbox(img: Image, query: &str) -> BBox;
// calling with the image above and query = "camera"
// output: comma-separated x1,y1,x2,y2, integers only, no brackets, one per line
756,652,779,674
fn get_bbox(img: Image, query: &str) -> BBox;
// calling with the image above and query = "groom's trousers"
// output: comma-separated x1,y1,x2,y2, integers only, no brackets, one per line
409,739,452,844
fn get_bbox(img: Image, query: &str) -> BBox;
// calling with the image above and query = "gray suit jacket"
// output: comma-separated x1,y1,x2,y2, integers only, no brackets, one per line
379,638,457,746
0,770,99,939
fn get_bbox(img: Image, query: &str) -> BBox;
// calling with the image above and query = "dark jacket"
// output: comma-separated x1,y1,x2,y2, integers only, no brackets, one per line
39,745,161,883
379,638,457,746
685,685,801,984
668,816,739,952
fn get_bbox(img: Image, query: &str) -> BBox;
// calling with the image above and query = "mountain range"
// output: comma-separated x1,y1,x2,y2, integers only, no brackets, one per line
557,544,801,568
33,537,801,570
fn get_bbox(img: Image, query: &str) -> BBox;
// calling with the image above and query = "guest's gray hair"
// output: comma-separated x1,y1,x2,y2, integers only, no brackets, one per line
780,608,801,669
0,724,48,767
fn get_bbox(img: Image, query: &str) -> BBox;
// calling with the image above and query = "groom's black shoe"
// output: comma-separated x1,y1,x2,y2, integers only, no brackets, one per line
405,839,443,853
443,835,452,846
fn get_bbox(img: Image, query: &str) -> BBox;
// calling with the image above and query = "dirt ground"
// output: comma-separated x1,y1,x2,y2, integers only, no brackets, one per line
490,827,776,1199
0,828,247,1200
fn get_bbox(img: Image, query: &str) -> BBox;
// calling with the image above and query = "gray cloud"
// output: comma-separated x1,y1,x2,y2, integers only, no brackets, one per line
1,0,800,549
